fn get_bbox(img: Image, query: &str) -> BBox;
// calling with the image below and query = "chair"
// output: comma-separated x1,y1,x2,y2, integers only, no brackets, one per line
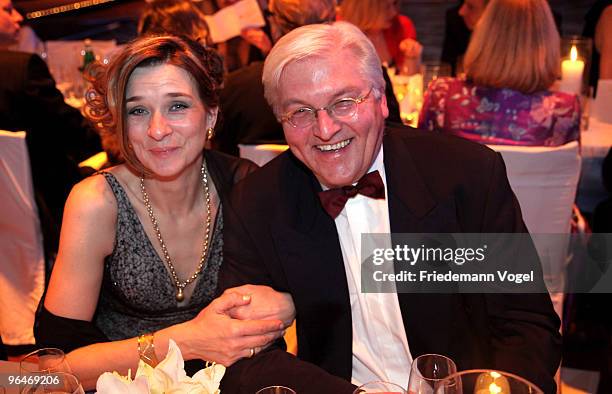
0,131,45,346
238,144,289,166
487,141,581,319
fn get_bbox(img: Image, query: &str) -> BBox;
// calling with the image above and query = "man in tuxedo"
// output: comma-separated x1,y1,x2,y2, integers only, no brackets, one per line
218,22,561,394
0,0,101,258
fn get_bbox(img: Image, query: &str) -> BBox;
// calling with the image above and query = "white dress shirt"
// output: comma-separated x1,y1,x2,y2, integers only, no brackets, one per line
332,147,413,387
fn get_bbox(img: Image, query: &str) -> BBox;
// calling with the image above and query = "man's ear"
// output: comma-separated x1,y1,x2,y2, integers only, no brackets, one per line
379,90,389,119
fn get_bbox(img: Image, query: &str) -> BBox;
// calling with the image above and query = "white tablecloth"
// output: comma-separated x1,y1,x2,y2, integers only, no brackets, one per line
0,360,21,394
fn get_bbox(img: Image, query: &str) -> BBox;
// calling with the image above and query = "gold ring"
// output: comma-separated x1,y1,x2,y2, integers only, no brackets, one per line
249,348,255,358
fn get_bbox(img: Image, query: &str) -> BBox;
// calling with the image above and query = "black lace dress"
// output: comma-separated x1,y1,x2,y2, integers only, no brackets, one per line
35,150,257,353
94,171,222,340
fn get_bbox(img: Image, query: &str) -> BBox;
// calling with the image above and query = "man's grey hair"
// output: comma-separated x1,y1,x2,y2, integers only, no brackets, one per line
262,21,385,117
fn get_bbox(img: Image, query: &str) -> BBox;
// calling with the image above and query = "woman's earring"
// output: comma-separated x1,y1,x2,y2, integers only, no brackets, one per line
206,127,214,141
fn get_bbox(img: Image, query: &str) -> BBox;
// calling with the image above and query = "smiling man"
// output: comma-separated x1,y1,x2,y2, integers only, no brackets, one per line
218,22,561,394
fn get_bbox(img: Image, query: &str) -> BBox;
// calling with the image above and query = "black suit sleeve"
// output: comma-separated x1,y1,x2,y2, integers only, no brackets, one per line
23,54,101,163
479,154,562,394
218,197,356,394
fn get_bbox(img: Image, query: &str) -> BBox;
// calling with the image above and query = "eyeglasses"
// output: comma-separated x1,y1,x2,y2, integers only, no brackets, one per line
281,89,373,128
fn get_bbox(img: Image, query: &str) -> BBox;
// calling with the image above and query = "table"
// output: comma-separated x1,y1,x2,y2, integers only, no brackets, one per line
577,117,612,213
0,360,21,394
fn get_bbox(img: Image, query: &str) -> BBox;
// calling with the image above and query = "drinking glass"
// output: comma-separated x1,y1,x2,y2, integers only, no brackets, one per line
408,354,457,393
434,369,543,394
20,348,71,375
255,386,296,394
20,348,72,394
354,381,407,393
21,372,84,394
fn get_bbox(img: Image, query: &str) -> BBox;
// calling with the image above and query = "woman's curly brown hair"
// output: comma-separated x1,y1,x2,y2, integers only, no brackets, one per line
82,35,224,174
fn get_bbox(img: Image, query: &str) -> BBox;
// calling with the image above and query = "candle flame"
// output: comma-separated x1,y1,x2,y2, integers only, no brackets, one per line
488,382,502,393
570,45,578,61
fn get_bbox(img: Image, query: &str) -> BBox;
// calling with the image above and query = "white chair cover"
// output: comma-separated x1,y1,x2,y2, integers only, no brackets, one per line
238,144,289,166
0,131,45,345
487,141,581,319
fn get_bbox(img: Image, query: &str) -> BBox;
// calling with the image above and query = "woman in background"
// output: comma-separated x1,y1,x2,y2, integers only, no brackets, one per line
419,0,580,146
339,0,422,73
138,0,210,43
36,35,294,390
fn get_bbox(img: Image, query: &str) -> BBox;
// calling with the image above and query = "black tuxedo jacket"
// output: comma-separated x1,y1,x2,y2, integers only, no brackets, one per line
218,126,561,394
0,50,101,255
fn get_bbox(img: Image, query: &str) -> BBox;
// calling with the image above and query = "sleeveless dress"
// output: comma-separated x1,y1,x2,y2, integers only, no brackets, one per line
94,172,224,340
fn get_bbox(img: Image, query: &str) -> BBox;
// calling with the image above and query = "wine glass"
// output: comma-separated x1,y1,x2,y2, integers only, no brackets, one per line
20,348,72,375
354,381,407,393
20,348,73,393
408,354,457,393
21,372,84,394
255,386,296,394
434,369,544,394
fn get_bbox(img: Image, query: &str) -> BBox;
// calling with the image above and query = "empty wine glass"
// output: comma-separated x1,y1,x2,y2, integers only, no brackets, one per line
20,348,73,393
21,372,84,394
408,354,457,393
434,369,544,394
354,381,407,393
20,348,72,375
255,386,296,394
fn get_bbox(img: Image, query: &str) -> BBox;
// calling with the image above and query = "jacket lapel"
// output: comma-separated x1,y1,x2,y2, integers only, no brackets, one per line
270,154,353,379
383,132,458,357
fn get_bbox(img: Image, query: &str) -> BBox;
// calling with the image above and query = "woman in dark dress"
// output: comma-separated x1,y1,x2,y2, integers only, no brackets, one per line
35,35,294,390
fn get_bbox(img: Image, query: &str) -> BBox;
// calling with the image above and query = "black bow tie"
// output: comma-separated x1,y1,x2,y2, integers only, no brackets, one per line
317,171,386,219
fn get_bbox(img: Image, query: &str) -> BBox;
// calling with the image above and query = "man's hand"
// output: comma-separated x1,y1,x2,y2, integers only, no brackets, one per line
224,284,296,328
241,27,272,55
177,292,284,366
399,38,423,59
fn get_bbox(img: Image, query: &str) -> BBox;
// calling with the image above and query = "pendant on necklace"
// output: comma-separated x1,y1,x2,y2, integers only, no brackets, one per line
176,288,185,302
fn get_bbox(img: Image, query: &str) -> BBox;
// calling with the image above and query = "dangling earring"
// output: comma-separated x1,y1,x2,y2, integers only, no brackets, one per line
206,127,214,141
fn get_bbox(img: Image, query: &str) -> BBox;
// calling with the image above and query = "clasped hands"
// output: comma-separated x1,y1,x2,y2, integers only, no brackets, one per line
177,285,295,366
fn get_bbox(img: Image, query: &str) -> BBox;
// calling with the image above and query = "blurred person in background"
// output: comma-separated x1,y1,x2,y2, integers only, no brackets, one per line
0,0,102,259
583,0,612,95
138,0,210,43
419,0,579,147
201,0,272,72
338,0,422,74
440,0,487,75
35,35,294,390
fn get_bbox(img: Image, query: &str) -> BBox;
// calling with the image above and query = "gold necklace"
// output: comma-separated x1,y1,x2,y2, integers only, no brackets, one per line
140,162,211,302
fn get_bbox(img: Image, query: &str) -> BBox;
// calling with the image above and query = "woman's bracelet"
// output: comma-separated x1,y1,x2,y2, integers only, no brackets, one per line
137,332,159,367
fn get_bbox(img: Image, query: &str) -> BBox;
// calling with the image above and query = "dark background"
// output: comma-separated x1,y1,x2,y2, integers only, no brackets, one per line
12,0,596,54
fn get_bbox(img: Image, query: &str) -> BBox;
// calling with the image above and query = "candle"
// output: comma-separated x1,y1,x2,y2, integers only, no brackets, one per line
559,45,585,94
474,371,510,394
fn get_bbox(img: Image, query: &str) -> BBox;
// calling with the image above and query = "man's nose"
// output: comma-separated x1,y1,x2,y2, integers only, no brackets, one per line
313,109,341,141
148,112,172,140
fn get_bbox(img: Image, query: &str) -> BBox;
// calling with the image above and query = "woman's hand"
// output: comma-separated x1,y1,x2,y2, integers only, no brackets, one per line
399,38,423,59
241,27,272,55
175,292,284,366
224,284,296,328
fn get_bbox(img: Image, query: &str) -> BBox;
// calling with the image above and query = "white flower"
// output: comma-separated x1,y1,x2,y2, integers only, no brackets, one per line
96,339,225,394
